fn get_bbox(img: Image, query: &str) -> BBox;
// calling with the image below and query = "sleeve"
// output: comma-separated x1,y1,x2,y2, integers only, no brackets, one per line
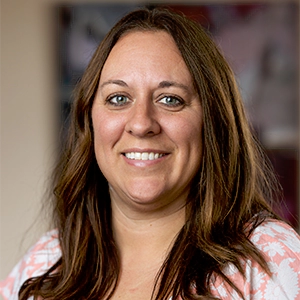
210,220,300,300
0,229,61,300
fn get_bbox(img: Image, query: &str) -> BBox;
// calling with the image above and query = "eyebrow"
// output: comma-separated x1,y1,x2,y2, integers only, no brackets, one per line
100,79,190,92
100,79,128,89
157,80,190,92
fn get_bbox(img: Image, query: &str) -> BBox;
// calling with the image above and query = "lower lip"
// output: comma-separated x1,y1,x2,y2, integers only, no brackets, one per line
122,154,168,167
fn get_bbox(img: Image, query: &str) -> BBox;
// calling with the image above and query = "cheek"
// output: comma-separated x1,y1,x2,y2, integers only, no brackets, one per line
92,111,124,175
92,110,124,147
176,116,203,171
174,116,203,148
191,124,203,159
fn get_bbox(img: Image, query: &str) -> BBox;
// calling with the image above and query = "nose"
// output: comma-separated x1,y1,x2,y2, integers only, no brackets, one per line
125,101,161,137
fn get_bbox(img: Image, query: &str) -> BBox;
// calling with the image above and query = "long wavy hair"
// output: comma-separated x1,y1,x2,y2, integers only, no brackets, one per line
20,7,281,300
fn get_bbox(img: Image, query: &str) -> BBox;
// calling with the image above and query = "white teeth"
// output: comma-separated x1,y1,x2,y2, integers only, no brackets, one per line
125,152,163,160
141,153,148,160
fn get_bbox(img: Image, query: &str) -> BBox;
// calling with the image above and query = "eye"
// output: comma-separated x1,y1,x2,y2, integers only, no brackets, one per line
106,94,129,106
158,95,184,107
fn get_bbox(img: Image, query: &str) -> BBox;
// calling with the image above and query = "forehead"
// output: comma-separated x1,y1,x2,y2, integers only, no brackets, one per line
100,30,192,84
108,30,181,62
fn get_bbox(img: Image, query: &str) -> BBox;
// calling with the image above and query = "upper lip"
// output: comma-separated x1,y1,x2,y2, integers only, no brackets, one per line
121,148,170,155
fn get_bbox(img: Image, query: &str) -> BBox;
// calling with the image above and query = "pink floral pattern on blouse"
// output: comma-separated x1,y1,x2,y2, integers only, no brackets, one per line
1,220,300,300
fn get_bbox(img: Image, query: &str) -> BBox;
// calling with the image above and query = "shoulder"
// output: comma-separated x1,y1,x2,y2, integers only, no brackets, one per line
0,229,61,300
211,220,300,300
250,220,300,297
250,219,300,252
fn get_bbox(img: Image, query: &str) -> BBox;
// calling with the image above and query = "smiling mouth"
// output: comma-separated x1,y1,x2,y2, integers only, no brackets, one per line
123,152,166,161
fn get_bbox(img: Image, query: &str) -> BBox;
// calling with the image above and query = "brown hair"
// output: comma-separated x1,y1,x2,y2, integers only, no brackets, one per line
20,7,280,300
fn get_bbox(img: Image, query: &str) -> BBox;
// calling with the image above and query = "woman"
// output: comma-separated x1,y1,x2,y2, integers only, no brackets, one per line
1,6,300,300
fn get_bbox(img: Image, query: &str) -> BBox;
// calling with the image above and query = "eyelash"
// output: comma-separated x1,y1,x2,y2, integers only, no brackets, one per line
158,95,184,107
106,94,129,106
105,94,185,109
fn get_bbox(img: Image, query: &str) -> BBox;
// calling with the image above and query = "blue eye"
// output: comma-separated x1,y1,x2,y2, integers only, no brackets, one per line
107,95,128,106
159,96,183,107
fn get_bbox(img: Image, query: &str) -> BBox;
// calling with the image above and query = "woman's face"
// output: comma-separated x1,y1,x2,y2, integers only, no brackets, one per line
92,31,203,213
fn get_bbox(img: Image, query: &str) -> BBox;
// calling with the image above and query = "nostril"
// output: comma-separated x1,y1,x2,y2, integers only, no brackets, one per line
125,114,161,137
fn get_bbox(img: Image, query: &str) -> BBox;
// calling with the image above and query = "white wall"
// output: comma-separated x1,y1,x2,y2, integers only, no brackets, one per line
1,0,56,282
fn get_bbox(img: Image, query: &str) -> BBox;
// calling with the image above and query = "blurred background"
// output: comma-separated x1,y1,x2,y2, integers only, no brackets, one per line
1,0,299,284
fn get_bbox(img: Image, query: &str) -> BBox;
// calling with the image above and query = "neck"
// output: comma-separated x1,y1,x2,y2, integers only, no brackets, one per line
111,198,186,264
